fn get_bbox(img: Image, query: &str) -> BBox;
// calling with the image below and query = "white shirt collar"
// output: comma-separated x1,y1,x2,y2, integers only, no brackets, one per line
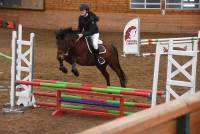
84,13,88,17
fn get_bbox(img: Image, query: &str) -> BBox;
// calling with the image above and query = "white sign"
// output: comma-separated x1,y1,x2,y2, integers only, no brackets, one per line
122,17,140,56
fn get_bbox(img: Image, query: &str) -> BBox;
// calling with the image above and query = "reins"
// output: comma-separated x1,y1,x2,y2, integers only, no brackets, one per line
75,36,81,44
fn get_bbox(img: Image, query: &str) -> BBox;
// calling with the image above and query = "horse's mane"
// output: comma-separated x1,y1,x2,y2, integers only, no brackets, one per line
56,27,77,40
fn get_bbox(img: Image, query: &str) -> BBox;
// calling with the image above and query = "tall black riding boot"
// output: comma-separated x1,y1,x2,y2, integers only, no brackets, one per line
93,48,101,65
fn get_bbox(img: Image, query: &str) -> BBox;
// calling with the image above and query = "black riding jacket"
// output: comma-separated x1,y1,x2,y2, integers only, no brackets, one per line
78,12,99,36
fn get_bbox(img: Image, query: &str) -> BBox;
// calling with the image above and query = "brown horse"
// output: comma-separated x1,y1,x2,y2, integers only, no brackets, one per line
56,28,127,87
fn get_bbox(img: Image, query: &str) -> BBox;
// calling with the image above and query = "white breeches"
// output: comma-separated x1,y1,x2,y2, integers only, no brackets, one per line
90,33,99,50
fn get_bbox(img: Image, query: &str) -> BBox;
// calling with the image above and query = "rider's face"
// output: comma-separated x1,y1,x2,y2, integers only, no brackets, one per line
80,10,87,16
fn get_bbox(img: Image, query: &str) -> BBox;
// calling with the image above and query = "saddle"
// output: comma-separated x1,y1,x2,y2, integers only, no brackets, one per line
85,37,106,54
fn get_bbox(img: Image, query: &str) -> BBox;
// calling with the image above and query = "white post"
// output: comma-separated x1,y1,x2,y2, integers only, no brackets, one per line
151,42,162,107
165,39,173,102
18,24,22,40
10,31,17,108
15,26,35,107
16,24,22,81
28,33,36,105
191,40,198,94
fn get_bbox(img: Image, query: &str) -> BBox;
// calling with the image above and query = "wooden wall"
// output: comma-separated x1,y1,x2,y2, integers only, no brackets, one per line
46,0,129,13
0,0,200,33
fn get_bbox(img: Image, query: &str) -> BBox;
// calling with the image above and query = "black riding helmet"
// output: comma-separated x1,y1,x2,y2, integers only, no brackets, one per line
80,3,89,11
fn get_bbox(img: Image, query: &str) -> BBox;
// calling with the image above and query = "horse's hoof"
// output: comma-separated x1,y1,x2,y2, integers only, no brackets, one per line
71,69,79,77
59,66,68,73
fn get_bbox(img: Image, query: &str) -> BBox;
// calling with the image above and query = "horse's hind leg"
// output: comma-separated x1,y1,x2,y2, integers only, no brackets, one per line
108,63,127,87
97,65,110,86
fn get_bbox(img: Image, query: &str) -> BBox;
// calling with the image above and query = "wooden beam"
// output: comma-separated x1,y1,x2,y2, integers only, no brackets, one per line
79,92,200,134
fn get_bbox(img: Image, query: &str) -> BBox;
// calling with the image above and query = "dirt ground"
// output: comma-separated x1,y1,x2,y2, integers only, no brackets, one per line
0,28,199,134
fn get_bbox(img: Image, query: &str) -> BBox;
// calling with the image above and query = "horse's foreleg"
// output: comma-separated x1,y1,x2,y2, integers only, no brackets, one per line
97,65,110,86
71,57,79,77
57,53,68,73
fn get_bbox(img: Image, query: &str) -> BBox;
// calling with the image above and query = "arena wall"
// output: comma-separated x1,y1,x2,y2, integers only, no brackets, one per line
0,0,200,33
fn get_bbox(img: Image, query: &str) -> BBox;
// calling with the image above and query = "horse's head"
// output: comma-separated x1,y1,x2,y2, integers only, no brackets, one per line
55,27,77,60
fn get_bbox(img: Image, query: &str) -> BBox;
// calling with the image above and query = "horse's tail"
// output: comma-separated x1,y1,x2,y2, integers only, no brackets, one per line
110,44,127,87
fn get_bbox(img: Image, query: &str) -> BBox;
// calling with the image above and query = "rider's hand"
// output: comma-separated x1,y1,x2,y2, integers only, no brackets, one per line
78,34,83,38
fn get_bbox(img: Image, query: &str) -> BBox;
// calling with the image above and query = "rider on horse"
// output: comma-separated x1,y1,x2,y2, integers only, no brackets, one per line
77,3,101,65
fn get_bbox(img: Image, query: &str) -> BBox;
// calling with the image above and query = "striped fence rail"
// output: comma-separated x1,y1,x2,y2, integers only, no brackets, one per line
140,36,198,46
16,80,164,98
33,79,164,95
34,91,151,109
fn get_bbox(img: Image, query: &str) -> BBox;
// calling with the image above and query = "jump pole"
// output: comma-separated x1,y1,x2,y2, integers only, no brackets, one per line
16,80,152,98
33,91,151,108
33,79,164,95
0,52,12,60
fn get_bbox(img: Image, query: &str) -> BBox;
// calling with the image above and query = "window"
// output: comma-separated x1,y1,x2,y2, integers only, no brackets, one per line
130,0,200,10
130,0,161,9
166,0,200,9
0,0,44,10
